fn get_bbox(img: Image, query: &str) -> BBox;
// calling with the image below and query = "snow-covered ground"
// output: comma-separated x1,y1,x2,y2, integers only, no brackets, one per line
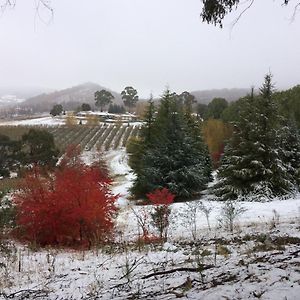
104,149,300,239
1,149,300,299
0,116,65,126
0,115,144,127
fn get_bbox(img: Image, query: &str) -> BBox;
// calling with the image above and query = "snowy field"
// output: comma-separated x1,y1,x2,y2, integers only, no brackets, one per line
0,115,144,127
0,116,66,126
1,149,300,299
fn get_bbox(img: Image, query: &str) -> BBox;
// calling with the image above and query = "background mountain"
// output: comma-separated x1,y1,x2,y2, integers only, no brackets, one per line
20,82,123,112
0,86,54,107
18,84,252,113
191,88,251,104
0,86,53,99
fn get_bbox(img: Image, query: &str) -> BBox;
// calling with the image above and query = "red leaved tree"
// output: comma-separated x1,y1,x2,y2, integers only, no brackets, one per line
13,146,118,248
147,188,175,241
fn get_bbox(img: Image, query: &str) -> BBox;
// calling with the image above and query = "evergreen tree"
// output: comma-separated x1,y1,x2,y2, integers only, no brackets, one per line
0,134,20,177
184,102,213,181
215,74,297,201
81,103,91,111
50,104,63,116
108,104,125,114
278,119,300,190
205,98,228,119
129,90,212,200
178,91,196,114
21,129,59,168
127,96,156,185
141,95,156,145
95,90,114,112
121,86,139,113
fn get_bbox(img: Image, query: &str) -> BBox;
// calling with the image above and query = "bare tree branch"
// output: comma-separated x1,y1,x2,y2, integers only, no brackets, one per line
0,0,16,12
230,0,255,29
142,264,215,279
290,2,300,22
0,0,52,14
34,0,53,25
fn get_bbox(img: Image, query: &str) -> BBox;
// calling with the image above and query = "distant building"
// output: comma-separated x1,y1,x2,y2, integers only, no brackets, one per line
76,111,139,122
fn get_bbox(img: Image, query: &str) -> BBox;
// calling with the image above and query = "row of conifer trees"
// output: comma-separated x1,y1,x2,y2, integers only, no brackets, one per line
128,74,300,202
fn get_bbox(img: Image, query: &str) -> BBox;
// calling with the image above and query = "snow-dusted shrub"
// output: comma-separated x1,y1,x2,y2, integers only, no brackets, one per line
179,200,212,240
219,200,247,232
0,193,16,239
147,188,175,241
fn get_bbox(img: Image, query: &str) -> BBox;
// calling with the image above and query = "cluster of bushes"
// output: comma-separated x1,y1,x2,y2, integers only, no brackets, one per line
0,128,59,178
0,144,118,249
108,104,126,114
0,126,118,249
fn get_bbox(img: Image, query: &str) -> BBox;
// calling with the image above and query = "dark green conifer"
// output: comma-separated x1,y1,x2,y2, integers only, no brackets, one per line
215,74,297,201
130,90,212,200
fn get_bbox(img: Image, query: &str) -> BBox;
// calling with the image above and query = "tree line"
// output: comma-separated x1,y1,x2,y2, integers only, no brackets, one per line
127,74,300,202
50,86,139,116
0,129,59,178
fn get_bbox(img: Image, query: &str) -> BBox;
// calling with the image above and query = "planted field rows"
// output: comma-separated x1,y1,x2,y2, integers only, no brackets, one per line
0,124,141,152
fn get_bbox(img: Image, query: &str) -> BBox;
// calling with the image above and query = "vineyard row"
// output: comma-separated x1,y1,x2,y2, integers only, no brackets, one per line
0,124,142,152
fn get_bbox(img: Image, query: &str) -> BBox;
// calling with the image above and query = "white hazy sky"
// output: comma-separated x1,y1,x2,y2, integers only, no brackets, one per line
0,0,299,97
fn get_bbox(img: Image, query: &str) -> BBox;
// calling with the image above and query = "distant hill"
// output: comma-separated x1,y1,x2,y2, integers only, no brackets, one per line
0,86,53,100
19,84,252,113
191,88,251,104
21,82,123,112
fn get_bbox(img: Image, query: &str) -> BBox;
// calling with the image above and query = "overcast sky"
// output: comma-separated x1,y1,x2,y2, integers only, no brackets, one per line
0,0,299,97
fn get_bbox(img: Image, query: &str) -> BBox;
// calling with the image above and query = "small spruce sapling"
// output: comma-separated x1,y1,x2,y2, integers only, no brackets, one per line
147,188,175,242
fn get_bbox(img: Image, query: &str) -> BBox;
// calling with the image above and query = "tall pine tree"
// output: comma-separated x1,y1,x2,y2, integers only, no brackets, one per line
215,74,297,201
279,119,300,190
129,90,212,201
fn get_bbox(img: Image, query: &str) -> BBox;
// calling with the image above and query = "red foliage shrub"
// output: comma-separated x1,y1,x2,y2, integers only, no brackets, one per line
137,233,163,245
146,188,175,206
13,147,118,248
146,188,175,241
212,144,225,169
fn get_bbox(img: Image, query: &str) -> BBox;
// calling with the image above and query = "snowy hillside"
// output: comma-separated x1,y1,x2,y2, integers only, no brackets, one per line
1,149,299,299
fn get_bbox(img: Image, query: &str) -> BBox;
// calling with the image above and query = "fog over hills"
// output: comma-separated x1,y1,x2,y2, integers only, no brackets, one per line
21,82,123,112
0,86,53,100
15,83,253,113
191,88,251,104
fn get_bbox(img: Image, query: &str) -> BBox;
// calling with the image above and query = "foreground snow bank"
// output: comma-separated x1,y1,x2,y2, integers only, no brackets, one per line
1,220,299,299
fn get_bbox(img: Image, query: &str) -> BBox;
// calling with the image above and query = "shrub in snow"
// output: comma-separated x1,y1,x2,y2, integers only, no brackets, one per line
179,200,212,240
0,194,16,246
131,207,151,244
13,146,118,248
219,200,247,232
147,188,175,241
